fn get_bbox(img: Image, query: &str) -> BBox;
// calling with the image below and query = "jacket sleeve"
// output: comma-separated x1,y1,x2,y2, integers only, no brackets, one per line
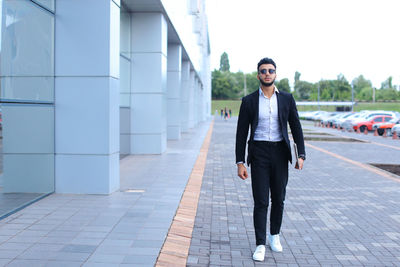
235,97,250,163
288,94,306,157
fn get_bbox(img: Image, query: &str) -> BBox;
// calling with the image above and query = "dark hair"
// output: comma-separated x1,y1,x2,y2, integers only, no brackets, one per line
257,57,276,72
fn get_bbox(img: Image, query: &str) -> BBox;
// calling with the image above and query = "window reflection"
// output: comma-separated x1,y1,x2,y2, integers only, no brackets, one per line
0,0,54,220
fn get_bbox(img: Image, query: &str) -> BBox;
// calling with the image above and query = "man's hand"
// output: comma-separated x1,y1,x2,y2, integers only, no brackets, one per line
297,158,304,170
237,163,249,180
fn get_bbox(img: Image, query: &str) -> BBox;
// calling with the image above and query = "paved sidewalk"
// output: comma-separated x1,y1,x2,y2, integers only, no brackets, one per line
188,117,400,266
1,116,400,267
0,120,212,267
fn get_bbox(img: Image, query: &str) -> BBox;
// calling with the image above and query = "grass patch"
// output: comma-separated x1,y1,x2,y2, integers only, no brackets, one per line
212,100,400,115
355,102,400,112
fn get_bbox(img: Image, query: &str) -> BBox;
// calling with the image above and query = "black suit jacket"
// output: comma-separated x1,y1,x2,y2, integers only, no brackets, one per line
235,89,305,165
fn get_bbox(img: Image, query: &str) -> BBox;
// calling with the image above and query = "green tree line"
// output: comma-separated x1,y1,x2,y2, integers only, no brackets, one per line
212,52,400,101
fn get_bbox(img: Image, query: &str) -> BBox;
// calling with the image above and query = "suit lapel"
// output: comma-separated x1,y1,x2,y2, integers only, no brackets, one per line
276,92,283,125
254,90,259,126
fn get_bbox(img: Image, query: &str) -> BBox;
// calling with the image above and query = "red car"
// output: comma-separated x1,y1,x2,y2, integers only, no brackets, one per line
353,115,393,132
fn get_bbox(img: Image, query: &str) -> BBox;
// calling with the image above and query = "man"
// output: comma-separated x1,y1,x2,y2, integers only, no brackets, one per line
235,57,305,261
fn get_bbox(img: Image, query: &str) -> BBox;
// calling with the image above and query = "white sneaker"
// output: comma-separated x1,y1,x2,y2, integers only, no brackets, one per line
268,234,283,252
252,245,265,261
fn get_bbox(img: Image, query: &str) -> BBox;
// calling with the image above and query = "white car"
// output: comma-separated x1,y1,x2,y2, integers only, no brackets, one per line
329,112,352,128
311,111,331,121
391,124,400,137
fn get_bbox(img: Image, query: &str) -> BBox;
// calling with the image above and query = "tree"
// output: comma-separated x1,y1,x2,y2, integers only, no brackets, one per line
294,71,312,100
211,69,243,99
381,76,393,89
333,74,351,101
219,52,230,72
352,75,372,94
356,86,373,101
294,71,301,84
275,78,290,93
296,81,314,100
376,88,399,101
245,72,259,95
316,80,334,100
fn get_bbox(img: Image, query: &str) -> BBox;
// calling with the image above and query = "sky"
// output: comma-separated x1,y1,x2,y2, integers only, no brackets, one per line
205,0,400,89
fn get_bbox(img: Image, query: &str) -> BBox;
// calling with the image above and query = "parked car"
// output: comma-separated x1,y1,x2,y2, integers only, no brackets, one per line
301,110,327,121
326,112,351,128
320,112,341,127
340,112,369,130
299,110,320,120
335,112,358,129
353,115,393,132
373,118,400,135
313,111,334,121
342,111,397,130
391,124,400,137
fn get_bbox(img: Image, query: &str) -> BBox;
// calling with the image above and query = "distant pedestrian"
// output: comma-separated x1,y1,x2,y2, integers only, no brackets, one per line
224,107,228,120
235,57,305,262
229,109,232,118
220,109,224,119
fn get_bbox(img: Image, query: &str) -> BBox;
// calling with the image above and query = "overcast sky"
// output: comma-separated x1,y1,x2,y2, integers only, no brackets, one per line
205,0,400,88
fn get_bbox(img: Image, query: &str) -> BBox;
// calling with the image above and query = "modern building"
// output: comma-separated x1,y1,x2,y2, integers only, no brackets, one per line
0,0,211,218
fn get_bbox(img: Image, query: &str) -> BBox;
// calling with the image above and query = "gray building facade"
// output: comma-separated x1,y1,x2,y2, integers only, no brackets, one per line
0,0,211,218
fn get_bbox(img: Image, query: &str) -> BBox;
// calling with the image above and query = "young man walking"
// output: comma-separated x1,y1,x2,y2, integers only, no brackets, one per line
235,57,305,261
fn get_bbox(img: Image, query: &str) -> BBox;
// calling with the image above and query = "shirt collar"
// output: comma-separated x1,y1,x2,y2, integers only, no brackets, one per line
259,86,279,97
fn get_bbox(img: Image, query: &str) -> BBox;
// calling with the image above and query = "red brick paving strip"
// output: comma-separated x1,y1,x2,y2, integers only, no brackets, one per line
155,120,214,267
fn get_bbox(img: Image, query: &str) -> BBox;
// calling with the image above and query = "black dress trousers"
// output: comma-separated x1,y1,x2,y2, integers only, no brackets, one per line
250,140,289,246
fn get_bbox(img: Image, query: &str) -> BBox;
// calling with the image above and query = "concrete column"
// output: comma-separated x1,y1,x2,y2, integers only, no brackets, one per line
55,0,120,194
180,61,190,132
200,85,205,121
195,78,201,125
188,70,195,128
196,80,201,124
130,13,167,154
193,77,199,126
119,9,131,155
202,85,207,121
167,44,182,140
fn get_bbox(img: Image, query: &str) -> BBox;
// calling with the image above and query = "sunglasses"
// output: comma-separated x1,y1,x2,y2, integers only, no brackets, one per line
259,69,276,75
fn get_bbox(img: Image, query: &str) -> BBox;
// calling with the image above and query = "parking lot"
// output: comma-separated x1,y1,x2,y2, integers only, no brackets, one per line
301,110,400,137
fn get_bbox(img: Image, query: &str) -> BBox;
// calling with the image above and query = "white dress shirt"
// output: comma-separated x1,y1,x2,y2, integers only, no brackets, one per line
254,87,283,141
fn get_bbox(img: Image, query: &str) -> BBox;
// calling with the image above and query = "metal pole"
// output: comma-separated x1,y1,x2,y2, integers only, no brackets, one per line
351,84,354,112
373,87,375,103
318,84,320,110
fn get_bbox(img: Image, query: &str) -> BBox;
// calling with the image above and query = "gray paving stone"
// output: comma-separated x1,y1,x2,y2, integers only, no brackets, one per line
86,252,125,264
188,118,400,266
45,260,83,267
121,254,156,265
61,244,97,253
0,259,11,267
6,259,48,267
0,249,24,259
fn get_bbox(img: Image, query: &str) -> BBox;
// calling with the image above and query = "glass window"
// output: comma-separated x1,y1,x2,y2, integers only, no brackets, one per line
374,117,382,122
32,0,55,12
0,0,54,220
1,0,54,102
384,117,392,122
